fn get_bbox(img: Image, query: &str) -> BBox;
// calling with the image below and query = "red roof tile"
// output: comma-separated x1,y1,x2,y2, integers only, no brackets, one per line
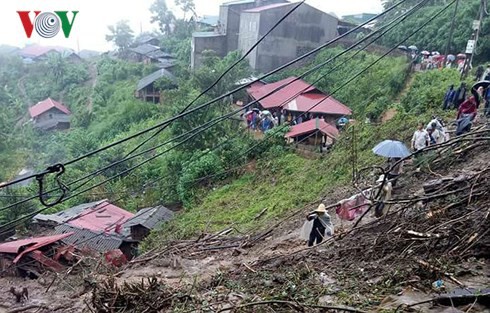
29,98,71,118
283,93,352,116
286,118,339,138
244,2,293,12
67,201,134,234
0,233,73,255
247,77,317,109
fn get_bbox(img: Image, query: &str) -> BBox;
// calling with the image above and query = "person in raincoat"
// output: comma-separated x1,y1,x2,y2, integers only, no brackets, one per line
306,204,333,247
443,85,455,110
374,175,393,218
457,96,478,121
453,83,467,109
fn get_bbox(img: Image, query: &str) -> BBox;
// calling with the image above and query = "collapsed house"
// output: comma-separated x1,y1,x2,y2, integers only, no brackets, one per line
32,200,175,261
0,233,75,278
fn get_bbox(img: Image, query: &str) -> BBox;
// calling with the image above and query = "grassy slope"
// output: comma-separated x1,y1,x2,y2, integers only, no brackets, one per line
144,67,470,248
144,110,440,248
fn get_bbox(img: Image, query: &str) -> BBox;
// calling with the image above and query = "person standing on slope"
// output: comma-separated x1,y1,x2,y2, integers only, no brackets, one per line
306,204,334,247
411,123,429,152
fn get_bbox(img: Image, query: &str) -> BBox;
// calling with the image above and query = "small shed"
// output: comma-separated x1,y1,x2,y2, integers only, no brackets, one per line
136,69,177,104
286,118,339,149
123,206,174,241
28,98,71,131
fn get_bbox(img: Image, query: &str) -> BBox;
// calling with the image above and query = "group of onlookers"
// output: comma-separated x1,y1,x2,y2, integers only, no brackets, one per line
411,117,449,152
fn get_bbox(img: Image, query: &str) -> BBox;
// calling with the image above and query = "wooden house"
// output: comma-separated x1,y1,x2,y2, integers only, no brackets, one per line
28,98,71,131
123,206,174,241
135,69,177,103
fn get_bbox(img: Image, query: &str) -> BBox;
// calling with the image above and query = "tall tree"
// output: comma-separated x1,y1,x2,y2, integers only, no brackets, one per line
106,20,134,52
150,0,176,35
175,0,196,20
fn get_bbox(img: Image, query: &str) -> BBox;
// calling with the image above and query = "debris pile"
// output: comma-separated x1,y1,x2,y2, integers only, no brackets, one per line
91,277,179,312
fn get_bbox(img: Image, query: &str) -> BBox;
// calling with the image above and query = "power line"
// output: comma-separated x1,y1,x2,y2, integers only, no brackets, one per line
0,0,440,234
124,1,306,159
0,0,408,190
180,0,455,191
0,0,420,217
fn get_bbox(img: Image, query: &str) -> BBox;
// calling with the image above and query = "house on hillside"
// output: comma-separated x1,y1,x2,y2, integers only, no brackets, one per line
28,98,71,131
123,206,174,241
129,43,177,67
285,118,339,150
35,200,137,259
135,35,160,47
246,76,352,125
136,69,177,104
191,0,339,72
19,44,81,62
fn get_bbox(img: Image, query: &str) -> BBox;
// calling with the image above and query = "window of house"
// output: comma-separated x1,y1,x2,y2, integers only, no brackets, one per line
49,113,53,119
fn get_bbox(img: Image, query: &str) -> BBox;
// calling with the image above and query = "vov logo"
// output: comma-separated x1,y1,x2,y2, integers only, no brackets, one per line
17,11,79,39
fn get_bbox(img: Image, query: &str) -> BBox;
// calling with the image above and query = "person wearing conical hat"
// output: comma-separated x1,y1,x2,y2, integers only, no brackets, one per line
306,203,334,247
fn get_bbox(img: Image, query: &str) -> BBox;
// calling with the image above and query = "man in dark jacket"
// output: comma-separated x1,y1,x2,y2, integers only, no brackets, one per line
443,85,455,110
307,204,333,247
453,82,467,109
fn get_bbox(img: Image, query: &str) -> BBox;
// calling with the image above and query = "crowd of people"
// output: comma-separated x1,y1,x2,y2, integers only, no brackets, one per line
442,79,490,135
244,108,348,133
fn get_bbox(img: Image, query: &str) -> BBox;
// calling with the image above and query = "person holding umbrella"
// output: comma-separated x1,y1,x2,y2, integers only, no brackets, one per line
373,139,410,187
306,204,333,247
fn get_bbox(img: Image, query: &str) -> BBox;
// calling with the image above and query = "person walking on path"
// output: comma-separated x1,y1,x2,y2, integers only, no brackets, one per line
411,123,429,152
453,83,467,109
457,96,478,121
374,175,393,218
387,157,403,187
306,204,333,247
443,85,455,110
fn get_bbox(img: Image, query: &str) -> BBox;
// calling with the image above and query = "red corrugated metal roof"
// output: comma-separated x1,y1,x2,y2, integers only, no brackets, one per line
244,2,293,12
29,98,71,118
67,201,134,233
247,77,317,109
286,118,339,138
0,233,73,255
283,93,352,116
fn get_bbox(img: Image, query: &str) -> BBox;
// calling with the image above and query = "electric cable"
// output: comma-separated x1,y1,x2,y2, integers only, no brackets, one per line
0,0,409,190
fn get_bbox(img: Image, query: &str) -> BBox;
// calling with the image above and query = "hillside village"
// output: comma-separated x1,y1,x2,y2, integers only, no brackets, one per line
0,0,489,312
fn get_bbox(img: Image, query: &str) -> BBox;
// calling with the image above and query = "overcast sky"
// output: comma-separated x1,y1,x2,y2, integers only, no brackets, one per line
0,0,383,52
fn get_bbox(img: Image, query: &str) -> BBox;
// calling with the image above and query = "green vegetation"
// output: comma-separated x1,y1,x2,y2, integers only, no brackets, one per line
380,0,490,62
0,0,480,247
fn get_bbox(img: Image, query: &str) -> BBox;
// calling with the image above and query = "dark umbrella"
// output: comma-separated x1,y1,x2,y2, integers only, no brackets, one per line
398,45,408,51
473,80,490,90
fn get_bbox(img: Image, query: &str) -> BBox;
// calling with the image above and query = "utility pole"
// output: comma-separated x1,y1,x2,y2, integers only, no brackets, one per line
462,0,485,79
